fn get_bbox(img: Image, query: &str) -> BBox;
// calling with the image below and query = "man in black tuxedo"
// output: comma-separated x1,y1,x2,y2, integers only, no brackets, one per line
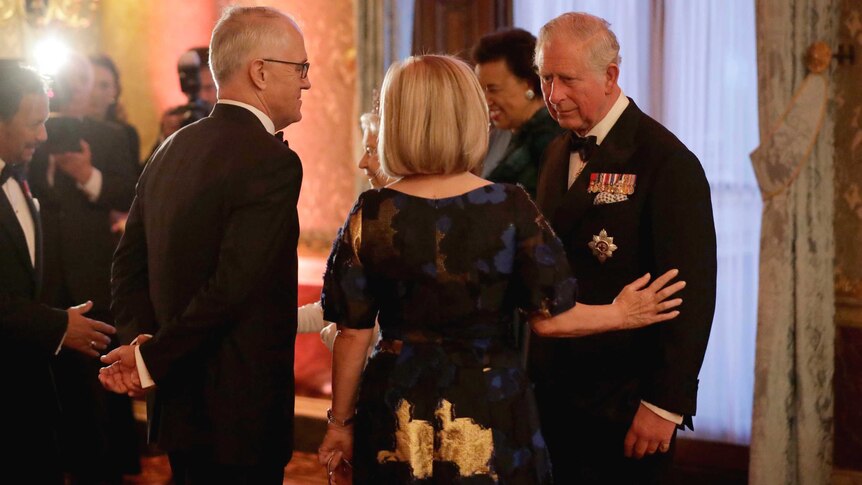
0,64,115,484
100,6,309,484
28,52,140,483
529,12,717,484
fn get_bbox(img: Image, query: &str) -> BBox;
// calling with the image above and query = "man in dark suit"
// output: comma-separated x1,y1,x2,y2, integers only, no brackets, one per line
529,12,717,484
100,6,309,484
27,52,140,484
0,63,115,484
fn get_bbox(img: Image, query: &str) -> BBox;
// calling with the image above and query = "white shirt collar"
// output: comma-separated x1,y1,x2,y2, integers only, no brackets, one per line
217,99,276,135
587,90,629,145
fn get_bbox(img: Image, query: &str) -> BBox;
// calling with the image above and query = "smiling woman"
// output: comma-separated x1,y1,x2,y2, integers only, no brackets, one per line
472,28,563,197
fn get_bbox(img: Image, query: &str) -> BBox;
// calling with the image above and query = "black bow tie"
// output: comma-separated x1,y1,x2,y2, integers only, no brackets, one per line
569,134,598,161
274,131,290,147
0,163,26,185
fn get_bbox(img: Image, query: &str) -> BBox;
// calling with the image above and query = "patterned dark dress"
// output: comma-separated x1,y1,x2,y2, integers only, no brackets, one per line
322,183,577,484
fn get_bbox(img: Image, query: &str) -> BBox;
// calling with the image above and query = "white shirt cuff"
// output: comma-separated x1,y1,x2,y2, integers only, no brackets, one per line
320,322,339,351
77,167,102,202
641,400,684,425
55,331,66,355
297,301,325,334
134,344,156,389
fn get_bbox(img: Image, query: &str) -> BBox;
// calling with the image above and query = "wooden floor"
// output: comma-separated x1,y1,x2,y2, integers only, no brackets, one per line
120,444,747,485
118,398,748,485
122,452,328,485
121,395,331,484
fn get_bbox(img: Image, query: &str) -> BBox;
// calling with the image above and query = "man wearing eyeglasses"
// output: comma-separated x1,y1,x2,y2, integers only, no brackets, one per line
100,6,310,484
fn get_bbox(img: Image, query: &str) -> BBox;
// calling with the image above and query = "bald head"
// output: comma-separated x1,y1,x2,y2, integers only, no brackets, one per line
50,51,94,116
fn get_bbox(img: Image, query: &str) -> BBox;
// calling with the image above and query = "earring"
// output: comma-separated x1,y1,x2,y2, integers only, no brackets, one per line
525,89,536,100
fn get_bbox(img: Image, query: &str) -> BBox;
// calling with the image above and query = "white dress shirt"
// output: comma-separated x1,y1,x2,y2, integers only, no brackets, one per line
1,158,66,353
567,91,630,188
0,158,36,266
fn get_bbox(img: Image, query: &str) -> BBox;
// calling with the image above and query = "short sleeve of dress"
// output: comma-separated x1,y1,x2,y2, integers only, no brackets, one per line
511,186,578,318
321,194,378,329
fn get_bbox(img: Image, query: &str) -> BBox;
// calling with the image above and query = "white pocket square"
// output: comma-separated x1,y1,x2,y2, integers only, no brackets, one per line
594,192,628,205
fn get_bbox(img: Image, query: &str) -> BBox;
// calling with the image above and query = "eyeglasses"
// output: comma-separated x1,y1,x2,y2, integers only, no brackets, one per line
262,58,310,79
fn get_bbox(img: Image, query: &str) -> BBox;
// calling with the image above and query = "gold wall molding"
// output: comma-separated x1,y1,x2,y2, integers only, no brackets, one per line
0,0,99,29
0,0,100,59
836,269,862,302
836,297,862,328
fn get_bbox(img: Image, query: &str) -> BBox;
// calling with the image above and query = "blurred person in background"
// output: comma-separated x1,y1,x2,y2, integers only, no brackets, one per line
89,54,141,170
473,28,563,198
149,46,217,159
28,51,140,485
89,54,142,235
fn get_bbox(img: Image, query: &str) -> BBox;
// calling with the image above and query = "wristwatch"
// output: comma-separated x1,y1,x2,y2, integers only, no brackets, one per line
326,408,355,427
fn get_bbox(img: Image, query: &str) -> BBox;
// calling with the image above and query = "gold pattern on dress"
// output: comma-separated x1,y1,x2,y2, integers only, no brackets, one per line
348,206,362,263
377,400,435,479
528,299,553,320
436,399,498,480
435,228,448,275
377,398,497,480
435,224,470,284
364,198,398,255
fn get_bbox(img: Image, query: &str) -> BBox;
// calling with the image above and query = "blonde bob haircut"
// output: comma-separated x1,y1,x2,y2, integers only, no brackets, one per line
379,55,489,177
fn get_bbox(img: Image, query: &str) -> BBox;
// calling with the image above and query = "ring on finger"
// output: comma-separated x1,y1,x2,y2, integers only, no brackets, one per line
659,442,670,452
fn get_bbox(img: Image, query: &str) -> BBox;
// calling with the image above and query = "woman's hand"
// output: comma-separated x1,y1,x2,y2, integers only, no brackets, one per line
612,269,685,330
318,424,354,484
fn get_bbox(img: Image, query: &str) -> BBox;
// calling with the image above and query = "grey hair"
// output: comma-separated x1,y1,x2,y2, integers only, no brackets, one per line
209,6,295,87
359,112,379,135
536,12,621,73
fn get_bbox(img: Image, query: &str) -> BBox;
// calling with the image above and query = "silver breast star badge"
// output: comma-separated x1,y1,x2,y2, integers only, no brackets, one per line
588,229,617,263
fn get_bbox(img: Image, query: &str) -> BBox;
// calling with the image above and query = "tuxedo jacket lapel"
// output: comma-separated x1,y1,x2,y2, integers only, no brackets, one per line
548,100,643,235
0,189,36,280
592,99,641,172
26,191,43,290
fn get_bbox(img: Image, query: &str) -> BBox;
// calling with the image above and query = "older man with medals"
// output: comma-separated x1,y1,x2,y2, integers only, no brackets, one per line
530,12,718,484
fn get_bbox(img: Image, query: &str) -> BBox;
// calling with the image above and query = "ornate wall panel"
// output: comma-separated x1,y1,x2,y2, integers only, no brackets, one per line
833,0,862,478
412,0,510,59
99,0,357,252
261,0,358,252
99,0,218,161
0,0,100,61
